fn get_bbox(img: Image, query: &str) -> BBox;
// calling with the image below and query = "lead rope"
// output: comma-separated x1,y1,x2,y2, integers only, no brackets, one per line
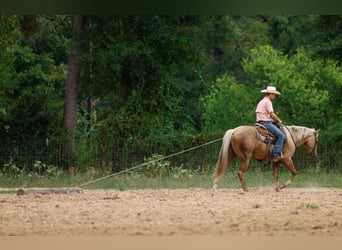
77,137,223,188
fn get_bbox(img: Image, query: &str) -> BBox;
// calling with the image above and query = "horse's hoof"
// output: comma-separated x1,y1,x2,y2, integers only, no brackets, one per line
275,186,280,192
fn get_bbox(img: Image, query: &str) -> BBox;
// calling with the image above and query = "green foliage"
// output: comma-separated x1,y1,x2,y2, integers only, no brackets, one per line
2,165,342,190
201,44,341,169
0,16,69,139
297,203,319,210
3,159,23,175
139,154,196,180
31,160,64,177
201,75,257,133
202,16,270,81
78,16,205,144
0,16,19,134
8,45,66,138
268,16,310,55
268,15,342,64
140,154,171,178
297,15,342,62
2,159,63,177
0,15,19,65
242,45,342,134
1,15,341,175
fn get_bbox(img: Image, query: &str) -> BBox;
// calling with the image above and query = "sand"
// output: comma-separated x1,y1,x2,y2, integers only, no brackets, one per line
1,187,342,236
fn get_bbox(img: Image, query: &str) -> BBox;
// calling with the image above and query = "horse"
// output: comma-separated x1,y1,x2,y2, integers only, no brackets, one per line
213,125,319,192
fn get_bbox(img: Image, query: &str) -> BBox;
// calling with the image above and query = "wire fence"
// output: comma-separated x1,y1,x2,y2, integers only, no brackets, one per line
74,134,223,173
0,132,341,174
0,138,71,172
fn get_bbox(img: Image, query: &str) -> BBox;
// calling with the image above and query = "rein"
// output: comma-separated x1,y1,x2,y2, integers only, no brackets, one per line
308,131,318,159
284,126,297,147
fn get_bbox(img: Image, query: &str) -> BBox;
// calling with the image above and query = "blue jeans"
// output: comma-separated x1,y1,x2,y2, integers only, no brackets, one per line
258,121,285,156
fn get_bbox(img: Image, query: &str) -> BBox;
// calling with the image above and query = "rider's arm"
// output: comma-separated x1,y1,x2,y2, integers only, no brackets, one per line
270,112,282,124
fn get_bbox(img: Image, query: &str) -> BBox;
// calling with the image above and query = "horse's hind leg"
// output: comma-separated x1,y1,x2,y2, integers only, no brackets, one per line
237,158,250,192
279,158,297,189
213,150,235,191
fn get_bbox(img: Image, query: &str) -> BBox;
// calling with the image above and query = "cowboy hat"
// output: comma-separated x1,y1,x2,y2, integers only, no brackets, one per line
261,86,281,95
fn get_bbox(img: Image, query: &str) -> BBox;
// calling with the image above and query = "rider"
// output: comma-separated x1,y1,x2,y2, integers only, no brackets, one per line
256,86,285,161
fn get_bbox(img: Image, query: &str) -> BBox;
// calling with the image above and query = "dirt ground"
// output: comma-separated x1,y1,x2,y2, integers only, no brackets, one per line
1,187,342,236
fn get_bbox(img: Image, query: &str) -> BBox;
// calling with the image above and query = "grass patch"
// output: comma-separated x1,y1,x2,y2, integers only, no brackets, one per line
1,166,342,191
0,189,17,194
288,169,342,189
297,202,319,210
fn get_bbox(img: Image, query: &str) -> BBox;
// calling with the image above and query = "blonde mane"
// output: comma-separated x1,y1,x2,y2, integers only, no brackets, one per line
287,125,315,145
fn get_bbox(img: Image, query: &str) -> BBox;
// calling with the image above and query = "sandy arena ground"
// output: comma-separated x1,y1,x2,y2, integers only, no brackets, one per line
1,187,342,236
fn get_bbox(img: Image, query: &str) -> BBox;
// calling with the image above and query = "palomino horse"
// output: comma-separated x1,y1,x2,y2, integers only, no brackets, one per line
213,125,319,192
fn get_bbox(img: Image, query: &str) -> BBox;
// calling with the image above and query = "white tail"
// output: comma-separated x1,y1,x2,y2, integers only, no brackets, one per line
213,129,235,191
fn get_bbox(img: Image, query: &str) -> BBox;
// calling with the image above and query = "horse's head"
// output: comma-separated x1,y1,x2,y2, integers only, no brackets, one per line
303,129,319,161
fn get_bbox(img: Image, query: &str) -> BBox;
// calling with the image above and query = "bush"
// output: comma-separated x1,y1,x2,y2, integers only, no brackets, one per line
141,154,171,178
139,153,197,179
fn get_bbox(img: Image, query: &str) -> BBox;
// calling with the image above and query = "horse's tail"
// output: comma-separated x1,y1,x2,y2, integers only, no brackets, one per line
213,129,234,191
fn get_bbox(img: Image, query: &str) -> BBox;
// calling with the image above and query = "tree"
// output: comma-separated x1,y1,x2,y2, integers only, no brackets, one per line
0,15,18,136
267,15,342,63
202,15,270,82
200,75,257,133
305,15,342,62
201,45,342,141
62,15,86,138
1,16,70,139
242,45,341,132
80,16,204,139
59,15,86,168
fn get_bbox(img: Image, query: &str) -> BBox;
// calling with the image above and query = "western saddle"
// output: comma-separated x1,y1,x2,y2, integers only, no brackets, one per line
255,122,286,162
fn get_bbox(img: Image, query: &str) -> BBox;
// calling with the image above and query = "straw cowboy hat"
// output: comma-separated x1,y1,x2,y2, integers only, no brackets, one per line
261,86,281,95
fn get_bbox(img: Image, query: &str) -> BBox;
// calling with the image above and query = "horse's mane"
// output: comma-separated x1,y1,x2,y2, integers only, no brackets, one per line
287,125,315,141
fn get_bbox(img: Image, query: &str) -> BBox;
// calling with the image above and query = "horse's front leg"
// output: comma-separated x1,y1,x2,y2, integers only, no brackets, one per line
279,158,297,189
273,161,280,192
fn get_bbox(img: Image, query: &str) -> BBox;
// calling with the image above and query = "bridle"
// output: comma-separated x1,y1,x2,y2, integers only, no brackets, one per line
307,131,318,161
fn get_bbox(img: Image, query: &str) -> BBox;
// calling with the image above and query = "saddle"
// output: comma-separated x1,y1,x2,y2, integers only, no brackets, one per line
255,122,286,144
255,122,286,162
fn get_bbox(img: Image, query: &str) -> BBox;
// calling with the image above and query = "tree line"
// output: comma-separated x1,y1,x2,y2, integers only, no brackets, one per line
0,15,341,170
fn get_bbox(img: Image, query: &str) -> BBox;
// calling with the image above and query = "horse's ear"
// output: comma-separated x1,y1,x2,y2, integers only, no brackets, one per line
315,129,320,133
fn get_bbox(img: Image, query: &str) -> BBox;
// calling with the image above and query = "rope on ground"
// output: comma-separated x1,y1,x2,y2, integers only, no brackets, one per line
77,137,223,188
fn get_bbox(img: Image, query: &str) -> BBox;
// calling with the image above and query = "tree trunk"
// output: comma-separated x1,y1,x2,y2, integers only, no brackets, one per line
62,15,86,134
61,15,86,168
118,57,132,105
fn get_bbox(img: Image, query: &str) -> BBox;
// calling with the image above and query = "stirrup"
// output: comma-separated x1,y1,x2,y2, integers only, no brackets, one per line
272,153,284,162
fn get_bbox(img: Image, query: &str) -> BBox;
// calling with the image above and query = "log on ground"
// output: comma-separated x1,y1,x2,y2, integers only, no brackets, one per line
16,187,83,196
